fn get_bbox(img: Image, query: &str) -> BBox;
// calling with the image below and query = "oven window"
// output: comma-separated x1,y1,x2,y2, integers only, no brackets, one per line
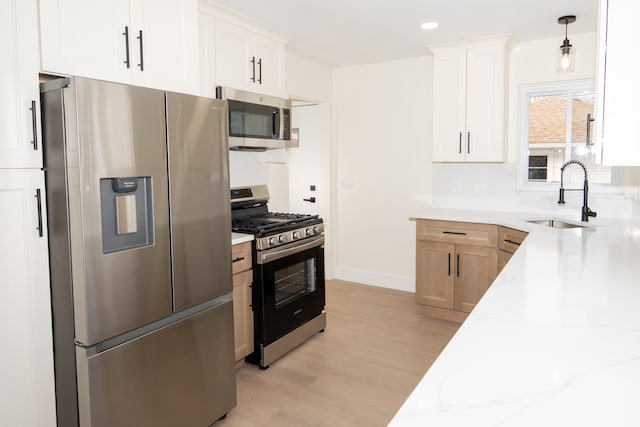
274,258,316,308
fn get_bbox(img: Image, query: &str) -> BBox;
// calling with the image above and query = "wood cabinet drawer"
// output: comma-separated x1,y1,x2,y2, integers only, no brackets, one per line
232,242,252,274
233,269,253,288
416,219,498,248
498,227,528,253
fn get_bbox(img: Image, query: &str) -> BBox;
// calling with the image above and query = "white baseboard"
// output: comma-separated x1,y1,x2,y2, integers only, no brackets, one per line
332,267,415,293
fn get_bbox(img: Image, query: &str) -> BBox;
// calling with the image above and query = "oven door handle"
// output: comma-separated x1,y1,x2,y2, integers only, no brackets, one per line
258,235,325,264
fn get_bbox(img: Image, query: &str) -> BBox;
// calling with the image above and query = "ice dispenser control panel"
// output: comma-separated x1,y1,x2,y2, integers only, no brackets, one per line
100,177,154,254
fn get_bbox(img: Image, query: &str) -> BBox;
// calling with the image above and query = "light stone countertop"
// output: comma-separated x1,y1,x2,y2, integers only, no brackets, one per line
390,207,640,426
231,232,254,246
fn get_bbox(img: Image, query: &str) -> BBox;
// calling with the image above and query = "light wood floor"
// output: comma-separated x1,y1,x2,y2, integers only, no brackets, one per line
218,279,460,427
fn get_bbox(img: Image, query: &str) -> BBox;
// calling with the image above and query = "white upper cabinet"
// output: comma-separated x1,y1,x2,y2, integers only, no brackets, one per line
39,0,198,94
431,36,511,162
214,19,287,97
198,1,289,99
0,0,43,169
596,0,640,165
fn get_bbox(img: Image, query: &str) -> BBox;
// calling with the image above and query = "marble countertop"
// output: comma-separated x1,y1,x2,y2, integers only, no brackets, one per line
391,208,640,426
232,232,254,246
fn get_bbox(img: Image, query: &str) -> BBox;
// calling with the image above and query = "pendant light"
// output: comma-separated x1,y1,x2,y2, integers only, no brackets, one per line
557,15,576,73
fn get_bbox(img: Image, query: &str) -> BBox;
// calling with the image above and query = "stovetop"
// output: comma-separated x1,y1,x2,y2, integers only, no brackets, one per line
232,212,322,237
230,185,324,248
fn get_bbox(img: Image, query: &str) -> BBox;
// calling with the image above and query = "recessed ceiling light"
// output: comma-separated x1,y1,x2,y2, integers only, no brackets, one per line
420,22,439,30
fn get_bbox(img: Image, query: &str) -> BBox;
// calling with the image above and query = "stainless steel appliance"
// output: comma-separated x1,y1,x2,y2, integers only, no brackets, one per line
41,77,236,427
216,86,291,151
230,185,325,369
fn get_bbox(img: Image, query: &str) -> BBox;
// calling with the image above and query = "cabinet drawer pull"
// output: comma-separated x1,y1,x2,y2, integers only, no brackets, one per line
30,100,38,150
35,189,43,237
232,256,246,263
123,26,130,68
504,239,521,246
442,231,467,236
137,30,144,71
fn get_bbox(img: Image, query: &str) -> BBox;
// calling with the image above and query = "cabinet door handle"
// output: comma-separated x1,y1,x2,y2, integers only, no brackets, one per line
443,231,467,236
232,256,245,263
29,100,38,151
459,132,462,154
137,30,144,71
257,58,262,84
504,239,521,246
250,56,256,82
456,254,460,277
467,131,470,154
35,189,43,237
123,26,130,68
448,253,451,276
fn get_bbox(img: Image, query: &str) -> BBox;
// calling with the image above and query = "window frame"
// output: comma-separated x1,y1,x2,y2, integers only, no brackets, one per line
517,79,621,193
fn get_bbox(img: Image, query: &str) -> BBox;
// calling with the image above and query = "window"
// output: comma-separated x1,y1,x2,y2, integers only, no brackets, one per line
528,155,548,181
520,80,612,189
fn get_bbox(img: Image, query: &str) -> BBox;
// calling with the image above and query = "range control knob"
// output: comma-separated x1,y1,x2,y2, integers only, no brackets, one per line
279,234,288,243
292,231,301,240
305,228,313,236
313,226,321,234
268,237,278,246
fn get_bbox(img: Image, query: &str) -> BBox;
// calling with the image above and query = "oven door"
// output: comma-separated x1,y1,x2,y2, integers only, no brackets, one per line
255,236,325,345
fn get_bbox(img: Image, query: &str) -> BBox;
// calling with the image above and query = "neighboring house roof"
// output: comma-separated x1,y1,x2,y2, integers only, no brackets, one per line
528,95,593,144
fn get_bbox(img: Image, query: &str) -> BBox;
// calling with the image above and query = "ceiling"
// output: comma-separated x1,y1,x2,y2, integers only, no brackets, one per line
208,0,599,66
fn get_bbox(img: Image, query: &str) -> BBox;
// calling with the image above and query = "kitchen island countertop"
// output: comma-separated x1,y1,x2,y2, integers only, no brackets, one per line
391,207,640,426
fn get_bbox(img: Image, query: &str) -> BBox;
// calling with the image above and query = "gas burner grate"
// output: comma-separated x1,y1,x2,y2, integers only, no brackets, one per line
232,212,321,235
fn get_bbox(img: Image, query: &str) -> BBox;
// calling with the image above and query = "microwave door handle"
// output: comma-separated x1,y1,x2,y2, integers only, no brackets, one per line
273,108,280,139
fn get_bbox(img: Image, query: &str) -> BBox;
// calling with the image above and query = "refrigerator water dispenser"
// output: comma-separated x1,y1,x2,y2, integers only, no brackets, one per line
100,177,154,253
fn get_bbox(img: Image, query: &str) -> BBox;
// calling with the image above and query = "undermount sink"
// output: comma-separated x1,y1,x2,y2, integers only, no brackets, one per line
526,219,588,229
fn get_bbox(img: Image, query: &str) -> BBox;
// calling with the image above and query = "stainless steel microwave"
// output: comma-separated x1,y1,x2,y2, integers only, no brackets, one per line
216,86,291,151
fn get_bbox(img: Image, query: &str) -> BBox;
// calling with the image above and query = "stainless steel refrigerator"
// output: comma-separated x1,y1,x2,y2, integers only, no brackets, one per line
41,77,236,427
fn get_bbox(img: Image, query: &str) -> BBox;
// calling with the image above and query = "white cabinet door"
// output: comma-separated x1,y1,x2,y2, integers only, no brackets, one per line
39,0,131,83
433,49,467,162
129,0,198,94
599,0,640,165
253,35,287,98
466,44,506,162
432,38,508,163
215,20,252,91
0,0,43,169
0,170,56,427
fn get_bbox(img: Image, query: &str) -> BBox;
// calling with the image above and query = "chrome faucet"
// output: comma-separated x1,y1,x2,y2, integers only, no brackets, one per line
558,160,597,222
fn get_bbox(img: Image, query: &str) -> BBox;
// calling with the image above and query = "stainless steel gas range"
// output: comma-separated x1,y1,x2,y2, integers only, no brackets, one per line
231,185,326,369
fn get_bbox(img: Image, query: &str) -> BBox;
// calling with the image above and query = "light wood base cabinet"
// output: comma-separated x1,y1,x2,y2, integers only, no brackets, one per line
415,219,498,322
497,226,528,273
232,241,254,362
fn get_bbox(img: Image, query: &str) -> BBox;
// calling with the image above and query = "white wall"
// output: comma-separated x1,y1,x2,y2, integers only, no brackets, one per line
332,56,432,291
